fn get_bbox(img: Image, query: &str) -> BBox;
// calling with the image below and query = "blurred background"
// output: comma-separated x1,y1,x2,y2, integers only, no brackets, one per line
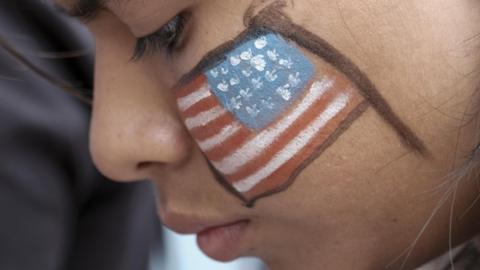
0,0,265,269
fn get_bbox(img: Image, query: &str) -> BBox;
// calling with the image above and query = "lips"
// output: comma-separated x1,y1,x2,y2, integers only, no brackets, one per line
196,220,250,261
158,207,251,261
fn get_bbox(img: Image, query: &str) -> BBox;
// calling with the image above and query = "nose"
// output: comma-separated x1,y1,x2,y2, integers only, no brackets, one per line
88,15,192,182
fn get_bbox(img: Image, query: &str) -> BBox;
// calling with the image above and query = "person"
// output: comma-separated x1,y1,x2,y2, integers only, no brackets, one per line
50,0,480,269
0,1,160,269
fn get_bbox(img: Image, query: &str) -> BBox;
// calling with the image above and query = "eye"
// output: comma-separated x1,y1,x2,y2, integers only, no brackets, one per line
132,11,191,61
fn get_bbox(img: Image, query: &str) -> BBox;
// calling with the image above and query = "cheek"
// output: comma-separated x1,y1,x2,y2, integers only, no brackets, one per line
175,32,367,206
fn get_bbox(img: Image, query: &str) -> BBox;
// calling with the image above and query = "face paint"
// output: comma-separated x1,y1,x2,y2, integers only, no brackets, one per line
175,2,428,205
176,30,367,204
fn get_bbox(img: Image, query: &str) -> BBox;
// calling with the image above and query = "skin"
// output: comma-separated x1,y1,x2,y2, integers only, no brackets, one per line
58,0,480,269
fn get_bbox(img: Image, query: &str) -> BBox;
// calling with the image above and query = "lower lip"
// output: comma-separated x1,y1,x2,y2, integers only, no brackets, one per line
196,220,250,262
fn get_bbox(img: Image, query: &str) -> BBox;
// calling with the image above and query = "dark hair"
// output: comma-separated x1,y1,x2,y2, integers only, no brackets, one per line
0,0,94,104
0,37,92,104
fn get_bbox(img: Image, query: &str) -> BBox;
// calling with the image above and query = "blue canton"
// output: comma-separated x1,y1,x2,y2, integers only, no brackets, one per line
205,33,315,130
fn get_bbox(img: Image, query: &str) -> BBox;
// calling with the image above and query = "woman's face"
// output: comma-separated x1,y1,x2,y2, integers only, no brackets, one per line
60,0,480,269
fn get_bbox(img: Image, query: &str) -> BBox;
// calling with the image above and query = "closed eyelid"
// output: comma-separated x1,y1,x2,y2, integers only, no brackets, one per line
54,0,106,22
111,0,195,37
130,11,192,61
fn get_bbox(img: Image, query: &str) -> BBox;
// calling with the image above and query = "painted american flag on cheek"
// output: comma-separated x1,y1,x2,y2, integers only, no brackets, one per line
175,31,366,203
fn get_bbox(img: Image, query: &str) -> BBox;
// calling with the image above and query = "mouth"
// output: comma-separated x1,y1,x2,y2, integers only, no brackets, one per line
196,219,250,262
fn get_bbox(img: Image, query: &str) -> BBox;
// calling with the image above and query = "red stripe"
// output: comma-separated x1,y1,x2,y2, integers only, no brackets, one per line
204,127,253,160
224,79,340,182
188,113,235,141
181,95,219,118
243,87,364,199
175,74,207,99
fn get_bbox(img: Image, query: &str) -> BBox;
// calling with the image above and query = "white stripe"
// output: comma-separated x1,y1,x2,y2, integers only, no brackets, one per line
177,84,212,111
212,78,334,175
185,106,226,130
197,123,242,151
233,93,351,193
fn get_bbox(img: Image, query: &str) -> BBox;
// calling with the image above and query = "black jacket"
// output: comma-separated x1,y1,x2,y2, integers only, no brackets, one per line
0,1,159,269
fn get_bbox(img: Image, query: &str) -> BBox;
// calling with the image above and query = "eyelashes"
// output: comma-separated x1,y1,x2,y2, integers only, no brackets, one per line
132,11,191,61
